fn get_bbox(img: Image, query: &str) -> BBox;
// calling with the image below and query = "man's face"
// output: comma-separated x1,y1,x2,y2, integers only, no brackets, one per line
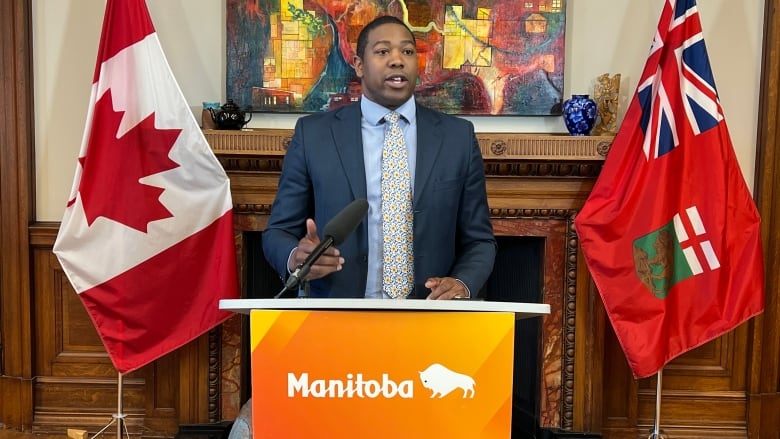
354,23,418,110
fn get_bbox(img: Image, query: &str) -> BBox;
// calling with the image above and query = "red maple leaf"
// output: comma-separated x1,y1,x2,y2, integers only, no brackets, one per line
78,89,181,232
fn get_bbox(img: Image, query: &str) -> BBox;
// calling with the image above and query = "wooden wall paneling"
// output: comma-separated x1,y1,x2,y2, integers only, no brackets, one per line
0,0,35,430
752,0,780,437
573,261,605,433
634,331,752,436
29,225,146,434
600,326,639,436
595,242,757,422
140,331,219,433
176,333,212,424
142,353,180,435
28,225,214,436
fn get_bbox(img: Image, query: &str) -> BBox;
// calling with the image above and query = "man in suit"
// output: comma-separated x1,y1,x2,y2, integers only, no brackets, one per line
262,15,496,299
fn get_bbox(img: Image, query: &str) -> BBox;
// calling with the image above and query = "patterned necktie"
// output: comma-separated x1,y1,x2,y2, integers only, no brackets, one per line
381,111,414,299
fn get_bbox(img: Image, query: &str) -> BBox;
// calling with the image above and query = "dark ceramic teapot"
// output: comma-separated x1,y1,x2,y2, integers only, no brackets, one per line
209,99,252,130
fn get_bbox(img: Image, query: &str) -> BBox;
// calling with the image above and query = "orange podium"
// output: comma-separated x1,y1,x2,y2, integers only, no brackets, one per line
220,298,549,439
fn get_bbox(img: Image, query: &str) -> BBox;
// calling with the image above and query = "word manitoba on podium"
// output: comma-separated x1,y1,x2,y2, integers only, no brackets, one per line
221,298,549,438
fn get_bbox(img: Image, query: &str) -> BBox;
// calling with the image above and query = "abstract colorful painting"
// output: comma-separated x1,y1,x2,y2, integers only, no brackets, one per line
226,0,566,115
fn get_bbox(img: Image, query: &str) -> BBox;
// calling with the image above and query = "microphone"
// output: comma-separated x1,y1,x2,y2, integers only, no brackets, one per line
274,199,369,298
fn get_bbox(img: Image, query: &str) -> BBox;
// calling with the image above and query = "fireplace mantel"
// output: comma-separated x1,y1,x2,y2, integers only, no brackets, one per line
208,128,611,432
205,128,612,221
204,128,612,161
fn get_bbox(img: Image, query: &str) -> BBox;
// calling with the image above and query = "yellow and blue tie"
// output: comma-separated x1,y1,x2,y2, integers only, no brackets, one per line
381,111,414,299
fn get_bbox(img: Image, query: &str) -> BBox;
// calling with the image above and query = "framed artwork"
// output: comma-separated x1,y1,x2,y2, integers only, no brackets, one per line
227,0,566,115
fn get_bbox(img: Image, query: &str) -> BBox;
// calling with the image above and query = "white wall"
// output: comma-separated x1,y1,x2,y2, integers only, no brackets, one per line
32,0,765,221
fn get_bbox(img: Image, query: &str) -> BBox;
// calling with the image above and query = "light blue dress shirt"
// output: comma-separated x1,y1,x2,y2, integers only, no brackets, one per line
360,96,417,298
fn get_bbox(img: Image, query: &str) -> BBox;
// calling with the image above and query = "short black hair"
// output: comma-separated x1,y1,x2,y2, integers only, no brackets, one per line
356,15,416,59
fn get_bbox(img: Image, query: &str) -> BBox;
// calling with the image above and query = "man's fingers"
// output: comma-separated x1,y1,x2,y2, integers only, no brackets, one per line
425,277,467,300
305,218,318,242
305,254,345,280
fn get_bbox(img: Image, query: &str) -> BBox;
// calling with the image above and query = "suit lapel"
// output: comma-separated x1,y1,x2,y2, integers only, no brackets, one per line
414,105,444,204
329,103,443,204
331,104,367,200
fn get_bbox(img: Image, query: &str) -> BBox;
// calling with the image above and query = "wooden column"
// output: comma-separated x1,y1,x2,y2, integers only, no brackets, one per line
0,0,35,430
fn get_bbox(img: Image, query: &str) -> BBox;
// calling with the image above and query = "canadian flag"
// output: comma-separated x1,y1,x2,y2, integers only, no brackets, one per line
53,0,238,374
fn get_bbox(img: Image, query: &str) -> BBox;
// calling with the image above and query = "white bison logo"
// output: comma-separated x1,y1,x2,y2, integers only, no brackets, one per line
418,363,475,398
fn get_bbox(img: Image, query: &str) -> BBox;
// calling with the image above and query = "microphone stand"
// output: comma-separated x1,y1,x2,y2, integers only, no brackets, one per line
273,277,310,299
273,237,335,298
302,280,310,298
273,262,310,298
273,286,292,299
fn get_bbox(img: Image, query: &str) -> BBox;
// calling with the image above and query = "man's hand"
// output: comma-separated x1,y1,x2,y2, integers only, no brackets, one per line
425,277,469,300
288,219,344,280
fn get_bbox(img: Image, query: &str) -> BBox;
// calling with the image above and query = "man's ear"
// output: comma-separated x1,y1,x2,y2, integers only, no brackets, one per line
353,55,364,78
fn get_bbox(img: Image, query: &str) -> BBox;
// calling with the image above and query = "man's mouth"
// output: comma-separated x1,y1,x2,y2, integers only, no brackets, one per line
386,75,408,85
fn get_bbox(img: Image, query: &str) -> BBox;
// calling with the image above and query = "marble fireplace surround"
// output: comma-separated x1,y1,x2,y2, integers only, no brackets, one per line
205,129,611,431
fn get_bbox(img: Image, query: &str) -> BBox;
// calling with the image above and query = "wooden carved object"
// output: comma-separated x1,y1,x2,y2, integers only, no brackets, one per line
592,73,621,136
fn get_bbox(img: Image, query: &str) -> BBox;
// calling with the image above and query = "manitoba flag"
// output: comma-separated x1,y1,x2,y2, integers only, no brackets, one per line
53,0,239,374
574,0,764,379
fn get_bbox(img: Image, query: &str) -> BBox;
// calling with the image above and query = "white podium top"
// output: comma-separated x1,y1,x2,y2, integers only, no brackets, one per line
219,298,550,319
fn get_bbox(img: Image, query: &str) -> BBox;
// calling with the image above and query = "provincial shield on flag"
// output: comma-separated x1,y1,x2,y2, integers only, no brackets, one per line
633,206,720,299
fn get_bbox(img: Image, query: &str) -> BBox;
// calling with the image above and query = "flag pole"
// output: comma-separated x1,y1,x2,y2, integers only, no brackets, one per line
647,368,668,439
91,372,130,439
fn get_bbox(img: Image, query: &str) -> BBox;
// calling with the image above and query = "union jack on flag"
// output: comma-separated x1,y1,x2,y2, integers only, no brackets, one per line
637,0,723,161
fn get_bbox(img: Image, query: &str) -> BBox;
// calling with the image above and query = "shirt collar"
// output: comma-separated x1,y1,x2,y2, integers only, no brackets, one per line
360,95,416,126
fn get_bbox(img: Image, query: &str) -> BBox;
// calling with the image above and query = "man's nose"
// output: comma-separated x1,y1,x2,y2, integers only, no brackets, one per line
388,50,404,68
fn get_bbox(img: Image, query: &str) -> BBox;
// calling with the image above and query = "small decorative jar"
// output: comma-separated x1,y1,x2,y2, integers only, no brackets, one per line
562,94,598,136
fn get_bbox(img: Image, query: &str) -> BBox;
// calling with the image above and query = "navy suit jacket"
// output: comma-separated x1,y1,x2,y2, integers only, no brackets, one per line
262,101,496,298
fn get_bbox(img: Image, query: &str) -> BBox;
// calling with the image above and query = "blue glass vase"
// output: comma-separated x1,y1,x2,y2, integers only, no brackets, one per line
562,94,598,136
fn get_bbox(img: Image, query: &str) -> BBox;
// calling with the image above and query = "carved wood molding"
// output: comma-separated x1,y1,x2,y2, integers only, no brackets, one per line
204,129,612,162
564,212,580,430
490,208,578,219
218,156,604,179
492,208,580,430
234,204,274,216
484,162,603,178
208,329,221,423
209,130,610,183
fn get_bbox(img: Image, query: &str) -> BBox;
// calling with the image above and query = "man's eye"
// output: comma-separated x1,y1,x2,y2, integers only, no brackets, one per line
376,49,389,55
403,49,416,55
